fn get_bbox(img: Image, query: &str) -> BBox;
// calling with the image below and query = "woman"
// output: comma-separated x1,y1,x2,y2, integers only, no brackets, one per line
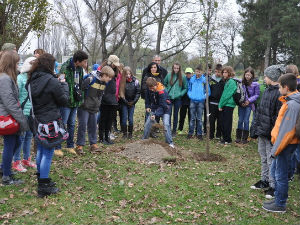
27,53,69,197
0,51,29,185
236,67,260,144
164,63,187,136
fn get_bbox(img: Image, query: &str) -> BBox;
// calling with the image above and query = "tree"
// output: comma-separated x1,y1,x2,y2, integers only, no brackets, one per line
0,0,50,49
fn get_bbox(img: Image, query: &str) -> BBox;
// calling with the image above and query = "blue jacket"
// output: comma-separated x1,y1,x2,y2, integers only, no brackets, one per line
188,74,210,102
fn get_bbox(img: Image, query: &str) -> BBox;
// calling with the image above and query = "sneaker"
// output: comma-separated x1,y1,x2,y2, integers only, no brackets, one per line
224,141,231,145
263,199,275,205
54,149,64,157
169,143,175,148
110,133,116,140
177,130,184,135
103,139,114,145
90,144,100,152
12,160,27,172
262,201,286,213
75,146,83,155
22,157,37,168
288,175,294,182
265,187,275,199
250,180,269,190
187,134,193,139
2,175,24,185
65,148,77,155
197,135,203,140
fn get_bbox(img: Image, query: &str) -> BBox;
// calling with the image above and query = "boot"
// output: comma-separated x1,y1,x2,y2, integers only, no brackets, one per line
36,173,56,187
241,130,249,144
121,125,127,139
128,125,133,139
37,178,59,198
235,129,242,143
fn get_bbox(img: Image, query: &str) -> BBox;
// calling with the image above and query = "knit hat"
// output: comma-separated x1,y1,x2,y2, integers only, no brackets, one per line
185,67,194,73
101,66,115,78
92,64,99,71
107,55,120,67
264,64,286,82
20,57,36,73
1,43,16,51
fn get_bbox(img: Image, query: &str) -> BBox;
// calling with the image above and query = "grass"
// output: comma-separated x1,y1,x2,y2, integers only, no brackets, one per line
0,97,299,224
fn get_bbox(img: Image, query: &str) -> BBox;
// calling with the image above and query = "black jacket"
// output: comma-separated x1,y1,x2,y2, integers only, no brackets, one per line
101,77,118,106
253,85,282,138
209,75,225,103
27,71,69,123
120,76,140,105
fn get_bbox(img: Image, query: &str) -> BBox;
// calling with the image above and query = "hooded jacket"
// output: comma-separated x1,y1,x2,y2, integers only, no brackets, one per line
27,71,69,123
164,73,187,100
188,74,210,103
271,92,300,156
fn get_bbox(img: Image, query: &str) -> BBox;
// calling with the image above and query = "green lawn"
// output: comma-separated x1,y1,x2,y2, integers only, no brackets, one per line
0,98,299,224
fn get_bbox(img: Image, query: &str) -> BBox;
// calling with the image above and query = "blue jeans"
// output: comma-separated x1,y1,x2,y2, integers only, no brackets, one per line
289,144,300,179
189,101,204,136
237,106,252,131
76,108,97,146
13,130,33,161
143,113,173,144
57,107,77,149
36,143,54,178
271,144,298,207
121,104,135,126
2,135,21,176
170,99,182,132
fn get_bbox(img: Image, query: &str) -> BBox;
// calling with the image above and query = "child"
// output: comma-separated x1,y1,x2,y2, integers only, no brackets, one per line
262,73,300,213
208,64,224,139
178,68,193,134
187,65,209,140
218,66,236,144
119,67,140,139
76,66,115,154
164,63,187,136
143,77,174,148
236,67,260,144
250,64,285,199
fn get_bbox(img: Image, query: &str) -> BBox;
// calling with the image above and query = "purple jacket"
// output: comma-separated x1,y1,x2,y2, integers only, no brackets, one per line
243,81,260,110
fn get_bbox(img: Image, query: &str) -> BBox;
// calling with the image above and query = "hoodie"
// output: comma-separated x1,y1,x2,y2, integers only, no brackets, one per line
27,71,69,123
271,91,300,157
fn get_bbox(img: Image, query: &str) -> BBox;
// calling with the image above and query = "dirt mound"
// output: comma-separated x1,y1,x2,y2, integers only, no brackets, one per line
115,139,182,164
192,152,226,162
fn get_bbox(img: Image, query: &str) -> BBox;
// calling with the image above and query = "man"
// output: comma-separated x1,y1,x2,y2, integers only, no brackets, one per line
55,50,88,156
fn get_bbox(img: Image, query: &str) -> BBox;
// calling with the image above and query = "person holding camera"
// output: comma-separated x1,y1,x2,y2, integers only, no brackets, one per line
55,50,88,156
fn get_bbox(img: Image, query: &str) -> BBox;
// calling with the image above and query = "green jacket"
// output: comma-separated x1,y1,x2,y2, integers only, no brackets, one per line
164,73,187,100
219,78,237,109
17,73,31,116
60,58,84,108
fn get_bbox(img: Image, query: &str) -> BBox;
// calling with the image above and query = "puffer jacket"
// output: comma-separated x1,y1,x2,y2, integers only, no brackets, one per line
271,92,300,156
27,70,69,123
164,73,187,100
120,76,140,105
253,84,282,139
0,74,29,132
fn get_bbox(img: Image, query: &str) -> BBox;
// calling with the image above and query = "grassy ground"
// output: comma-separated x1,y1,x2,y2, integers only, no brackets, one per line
0,98,299,224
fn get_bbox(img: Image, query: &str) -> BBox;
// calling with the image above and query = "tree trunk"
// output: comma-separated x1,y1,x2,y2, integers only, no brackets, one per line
264,38,271,69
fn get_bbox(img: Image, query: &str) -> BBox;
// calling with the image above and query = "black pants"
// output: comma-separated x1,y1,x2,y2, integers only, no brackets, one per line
220,106,234,143
178,104,190,131
113,103,122,131
209,103,222,139
99,105,117,141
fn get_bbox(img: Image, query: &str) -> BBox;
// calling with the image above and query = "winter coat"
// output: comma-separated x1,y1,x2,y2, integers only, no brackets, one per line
145,82,171,117
163,73,187,100
208,74,225,104
141,71,164,99
188,74,209,103
101,77,118,106
253,85,282,139
27,70,69,124
219,78,237,109
0,74,29,132
271,92,300,156
17,73,31,116
80,73,106,114
243,81,260,110
60,58,84,108
120,76,140,105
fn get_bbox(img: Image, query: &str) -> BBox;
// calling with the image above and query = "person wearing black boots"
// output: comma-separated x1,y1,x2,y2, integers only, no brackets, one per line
27,53,69,197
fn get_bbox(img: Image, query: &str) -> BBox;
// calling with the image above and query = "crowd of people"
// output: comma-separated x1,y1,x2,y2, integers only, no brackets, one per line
0,42,299,213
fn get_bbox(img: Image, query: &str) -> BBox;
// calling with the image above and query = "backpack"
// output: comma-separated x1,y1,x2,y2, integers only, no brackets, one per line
296,112,300,139
233,79,246,107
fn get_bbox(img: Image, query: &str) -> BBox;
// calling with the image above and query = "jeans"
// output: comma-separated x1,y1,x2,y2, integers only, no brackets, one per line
36,143,55,179
237,106,252,131
57,107,77,149
121,104,135,126
143,113,173,144
271,144,298,207
2,135,21,176
189,101,204,136
13,130,33,161
76,108,97,146
170,99,182,132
